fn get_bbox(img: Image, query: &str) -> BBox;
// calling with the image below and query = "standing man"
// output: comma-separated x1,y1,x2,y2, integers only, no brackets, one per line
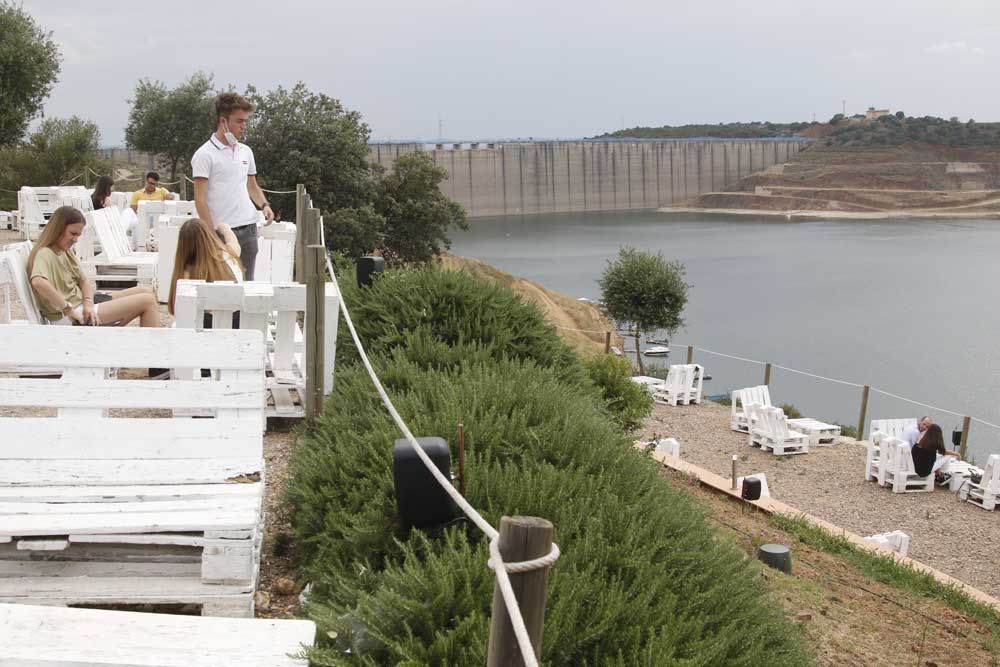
130,172,172,212
191,92,273,280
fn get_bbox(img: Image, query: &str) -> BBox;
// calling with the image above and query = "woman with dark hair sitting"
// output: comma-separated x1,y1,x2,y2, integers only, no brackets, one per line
91,175,114,210
911,424,955,479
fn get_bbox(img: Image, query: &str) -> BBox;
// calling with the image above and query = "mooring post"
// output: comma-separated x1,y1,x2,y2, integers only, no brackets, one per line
604,331,611,355
764,362,772,386
487,516,554,667
686,345,694,364
959,415,971,460
857,384,870,441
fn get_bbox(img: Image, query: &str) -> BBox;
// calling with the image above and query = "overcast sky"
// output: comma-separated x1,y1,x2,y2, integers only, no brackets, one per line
20,0,1000,146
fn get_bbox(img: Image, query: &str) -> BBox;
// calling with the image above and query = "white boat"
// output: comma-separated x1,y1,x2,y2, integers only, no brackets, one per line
643,345,670,357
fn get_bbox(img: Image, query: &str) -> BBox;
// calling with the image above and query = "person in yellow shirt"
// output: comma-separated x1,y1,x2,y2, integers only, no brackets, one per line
130,171,173,211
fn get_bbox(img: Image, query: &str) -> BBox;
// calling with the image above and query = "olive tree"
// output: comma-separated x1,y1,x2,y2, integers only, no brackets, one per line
0,2,60,148
598,246,689,373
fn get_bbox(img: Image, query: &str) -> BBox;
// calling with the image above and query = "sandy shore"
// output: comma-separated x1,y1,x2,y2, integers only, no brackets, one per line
638,400,1000,599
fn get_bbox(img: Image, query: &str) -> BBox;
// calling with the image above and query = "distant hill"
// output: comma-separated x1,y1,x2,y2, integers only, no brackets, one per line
825,114,1000,148
596,121,816,140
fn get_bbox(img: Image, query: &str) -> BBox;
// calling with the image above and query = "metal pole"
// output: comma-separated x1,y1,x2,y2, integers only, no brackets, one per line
959,415,971,460
486,516,554,667
856,385,870,441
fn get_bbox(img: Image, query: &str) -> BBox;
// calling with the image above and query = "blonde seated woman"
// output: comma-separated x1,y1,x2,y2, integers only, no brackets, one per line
28,206,159,327
167,218,243,327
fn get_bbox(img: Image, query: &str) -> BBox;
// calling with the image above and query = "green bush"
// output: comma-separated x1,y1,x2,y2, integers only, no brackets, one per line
290,353,810,665
581,354,652,431
779,403,803,420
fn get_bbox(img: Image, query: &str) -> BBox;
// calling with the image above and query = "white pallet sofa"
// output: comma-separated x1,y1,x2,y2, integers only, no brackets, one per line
0,211,11,230
0,326,267,616
730,385,772,432
136,199,194,250
1,602,315,666
960,454,1000,510
0,241,43,326
865,530,910,557
109,190,130,210
652,364,703,406
16,187,48,240
880,437,934,493
173,279,338,419
747,404,810,456
79,207,158,290
866,418,917,483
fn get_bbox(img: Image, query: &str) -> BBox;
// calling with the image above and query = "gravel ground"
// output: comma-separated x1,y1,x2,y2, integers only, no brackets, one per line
638,400,1000,600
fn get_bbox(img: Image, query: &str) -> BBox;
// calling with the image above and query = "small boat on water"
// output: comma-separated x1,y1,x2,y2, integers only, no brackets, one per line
646,337,670,346
643,346,670,357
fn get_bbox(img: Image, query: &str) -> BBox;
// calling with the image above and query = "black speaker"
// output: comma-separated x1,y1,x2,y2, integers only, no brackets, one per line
741,477,762,501
357,256,385,288
952,428,962,450
392,437,459,527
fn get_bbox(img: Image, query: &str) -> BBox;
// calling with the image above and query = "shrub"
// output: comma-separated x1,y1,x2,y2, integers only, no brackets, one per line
290,354,810,665
779,403,803,420
581,354,652,431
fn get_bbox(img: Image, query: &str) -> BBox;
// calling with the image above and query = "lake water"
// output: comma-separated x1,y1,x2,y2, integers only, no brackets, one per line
450,210,1000,463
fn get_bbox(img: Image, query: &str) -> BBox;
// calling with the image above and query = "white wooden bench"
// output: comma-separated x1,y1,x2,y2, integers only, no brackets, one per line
867,418,917,483
109,190,130,210
255,222,296,283
0,241,44,326
0,602,315,666
0,326,266,616
79,208,158,290
16,187,48,240
0,211,11,230
787,417,841,446
652,364,703,406
730,385,772,433
137,200,195,251
748,404,810,456
173,279,338,419
960,454,1000,510
880,436,934,493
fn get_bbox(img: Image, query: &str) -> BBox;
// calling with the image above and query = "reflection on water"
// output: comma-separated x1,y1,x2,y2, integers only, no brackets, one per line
450,210,1000,462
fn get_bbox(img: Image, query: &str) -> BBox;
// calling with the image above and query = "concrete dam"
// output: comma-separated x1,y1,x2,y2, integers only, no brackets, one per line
369,139,811,217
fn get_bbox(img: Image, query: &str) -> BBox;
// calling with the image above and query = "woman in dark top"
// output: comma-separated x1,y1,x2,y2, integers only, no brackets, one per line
91,175,114,210
912,423,948,477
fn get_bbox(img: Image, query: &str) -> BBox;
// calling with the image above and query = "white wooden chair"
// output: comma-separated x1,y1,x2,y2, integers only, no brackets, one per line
0,241,44,326
630,375,666,394
79,208,158,290
866,418,917,483
255,222,296,283
652,364,703,406
880,437,934,493
0,326,266,616
16,187,47,240
866,530,910,557
748,404,810,456
109,191,130,210
960,454,1000,510
136,200,167,250
730,385,772,432
173,279,339,419
1,603,315,666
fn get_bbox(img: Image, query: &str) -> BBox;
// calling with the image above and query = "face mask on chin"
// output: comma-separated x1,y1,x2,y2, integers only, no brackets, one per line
222,119,239,146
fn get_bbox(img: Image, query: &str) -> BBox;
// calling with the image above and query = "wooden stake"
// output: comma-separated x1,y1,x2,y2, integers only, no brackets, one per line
457,423,466,497
857,384,870,441
180,176,188,201
604,331,611,355
304,207,325,418
294,184,306,283
731,454,738,490
959,415,971,461
487,516,554,667
686,345,694,364
763,362,772,386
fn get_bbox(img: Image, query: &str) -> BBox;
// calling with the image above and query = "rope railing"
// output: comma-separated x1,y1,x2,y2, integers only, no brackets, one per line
321,247,558,667
261,188,297,194
58,173,85,187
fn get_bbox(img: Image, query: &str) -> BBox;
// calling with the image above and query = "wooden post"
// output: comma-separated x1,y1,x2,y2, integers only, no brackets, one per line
731,454,738,490
457,423,466,497
686,345,694,364
180,176,188,200
604,331,611,355
487,516,554,667
84,169,90,189
304,207,325,418
763,362,772,386
959,415,971,460
856,384,870,441
294,184,307,283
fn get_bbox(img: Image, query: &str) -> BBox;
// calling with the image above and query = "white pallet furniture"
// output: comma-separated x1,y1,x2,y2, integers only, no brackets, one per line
79,208,158,290
0,603,315,666
16,187,47,240
787,418,841,446
960,454,1000,510
652,364,703,406
748,404,810,456
0,326,266,616
137,200,195,251
866,418,917,483
653,437,680,457
630,375,666,394
880,437,934,493
64,193,94,213
255,222,296,283
154,214,193,302
730,385,772,433
173,279,339,418
0,211,11,230
0,241,44,326
865,530,910,557
109,191,130,210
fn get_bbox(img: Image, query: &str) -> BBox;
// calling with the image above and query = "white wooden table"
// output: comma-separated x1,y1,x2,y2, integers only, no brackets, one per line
787,418,841,446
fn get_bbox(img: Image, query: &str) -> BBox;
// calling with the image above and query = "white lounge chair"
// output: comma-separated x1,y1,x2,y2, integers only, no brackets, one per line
960,454,1000,510
16,186,47,240
730,385,772,432
748,404,810,456
866,418,917,483
0,241,44,326
0,326,267,616
79,207,158,290
0,603,316,666
866,530,910,557
880,437,934,493
652,364,703,406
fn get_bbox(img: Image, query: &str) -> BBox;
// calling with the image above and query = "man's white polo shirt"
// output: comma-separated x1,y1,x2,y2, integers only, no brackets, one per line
191,134,260,229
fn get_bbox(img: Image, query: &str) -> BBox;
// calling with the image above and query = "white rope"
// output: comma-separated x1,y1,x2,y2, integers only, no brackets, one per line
771,365,863,388
970,417,1000,431
58,172,85,187
323,250,556,667
676,344,764,366
869,387,964,418
553,324,608,334
262,188,297,194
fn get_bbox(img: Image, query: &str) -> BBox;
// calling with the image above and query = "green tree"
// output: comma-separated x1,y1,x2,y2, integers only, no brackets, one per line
124,72,215,181
0,2,60,148
599,246,689,373
245,82,377,224
0,117,107,197
829,113,845,126
374,152,467,264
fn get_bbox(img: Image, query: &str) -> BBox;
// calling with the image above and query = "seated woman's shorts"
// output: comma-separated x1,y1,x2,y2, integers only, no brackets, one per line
46,293,112,326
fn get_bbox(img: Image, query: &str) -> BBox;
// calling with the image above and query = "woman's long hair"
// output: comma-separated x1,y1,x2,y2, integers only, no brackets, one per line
920,423,945,451
91,176,113,209
27,206,86,277
167,218,242,313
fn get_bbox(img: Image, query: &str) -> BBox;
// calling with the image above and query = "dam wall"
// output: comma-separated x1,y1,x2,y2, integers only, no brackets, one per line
369,139,811,217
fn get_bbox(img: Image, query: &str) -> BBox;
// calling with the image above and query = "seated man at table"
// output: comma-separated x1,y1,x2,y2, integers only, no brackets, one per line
130,171,173,212
912,424,961,482
901,416,932,447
